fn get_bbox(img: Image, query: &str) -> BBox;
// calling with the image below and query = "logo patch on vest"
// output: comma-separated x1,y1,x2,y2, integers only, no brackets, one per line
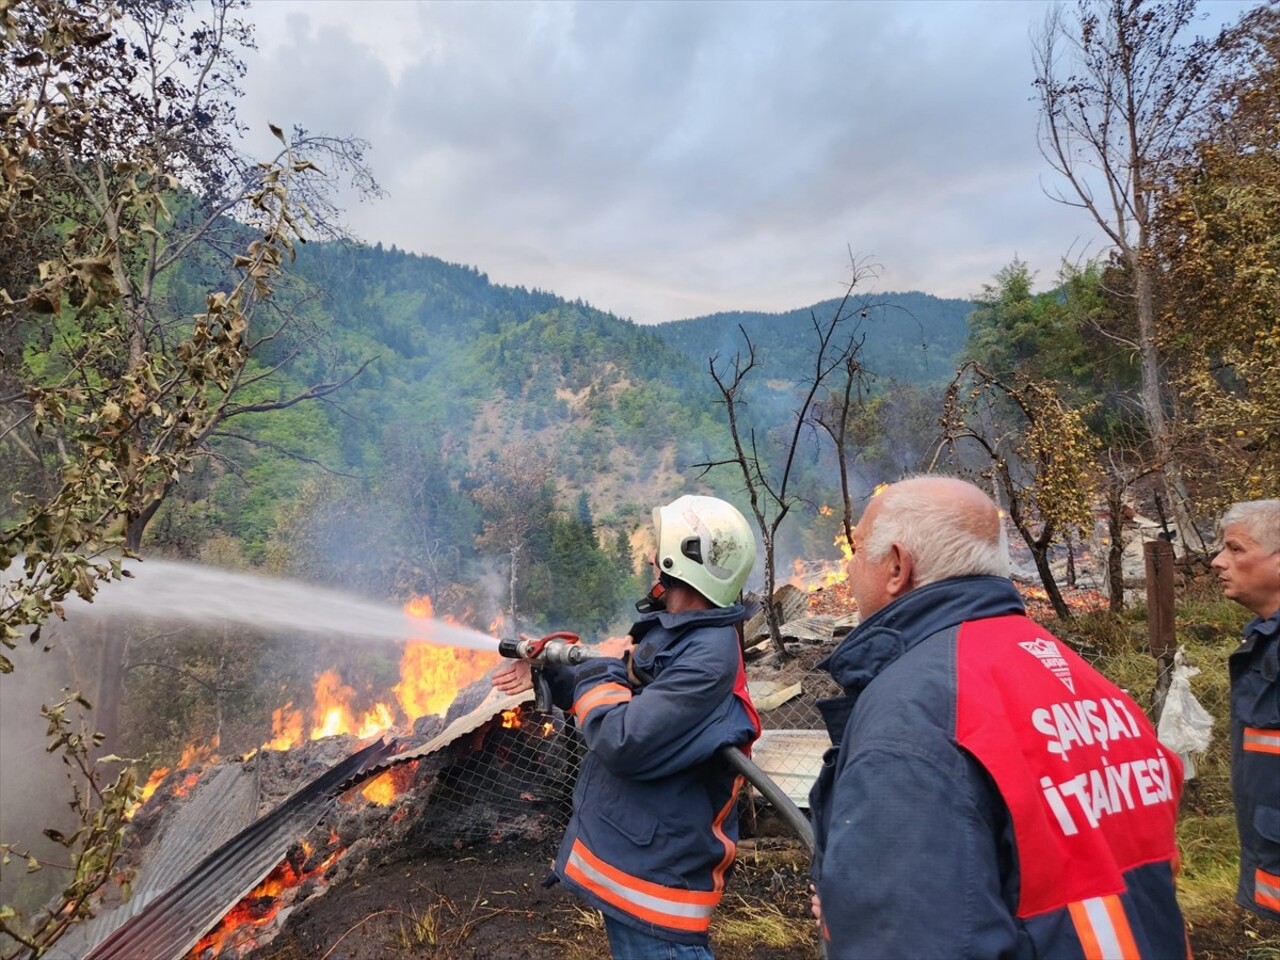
957,616,1181,918
1018,638,1075,693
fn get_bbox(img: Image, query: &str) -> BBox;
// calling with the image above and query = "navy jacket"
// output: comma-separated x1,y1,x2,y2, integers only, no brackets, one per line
546,605,759,945
810,577,1187,959
1230,609,1280,922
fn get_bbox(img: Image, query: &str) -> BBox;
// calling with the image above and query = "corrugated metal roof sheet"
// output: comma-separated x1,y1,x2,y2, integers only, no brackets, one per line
50,686,534,960
51,763,261,959
67,737,395,960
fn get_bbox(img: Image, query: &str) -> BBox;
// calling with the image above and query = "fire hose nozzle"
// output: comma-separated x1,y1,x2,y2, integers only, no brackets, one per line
497,636,531,659
497,632,599,666
498,632,598,712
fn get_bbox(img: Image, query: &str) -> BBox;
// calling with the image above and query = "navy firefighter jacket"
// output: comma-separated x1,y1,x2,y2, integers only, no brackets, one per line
544,605,760,946
1230,608,1280,922
809,576,1187,959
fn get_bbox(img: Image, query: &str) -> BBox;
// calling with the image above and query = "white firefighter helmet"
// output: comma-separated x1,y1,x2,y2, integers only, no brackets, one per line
652,495,756,608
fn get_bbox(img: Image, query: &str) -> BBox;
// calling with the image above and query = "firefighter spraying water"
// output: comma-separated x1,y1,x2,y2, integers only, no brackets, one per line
496,628,814,850
491,494,824,959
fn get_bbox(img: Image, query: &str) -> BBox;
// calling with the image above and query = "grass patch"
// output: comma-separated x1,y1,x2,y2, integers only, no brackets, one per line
534,903,609,960
714,894,815,949
1176,812,1241,922
395,903,444,948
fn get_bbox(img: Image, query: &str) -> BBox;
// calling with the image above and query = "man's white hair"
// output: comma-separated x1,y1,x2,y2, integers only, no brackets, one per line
862,478,1010,586
1220,499,1280,554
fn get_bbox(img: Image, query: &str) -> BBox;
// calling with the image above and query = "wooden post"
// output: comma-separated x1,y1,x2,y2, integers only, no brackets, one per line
1144,539,1176,722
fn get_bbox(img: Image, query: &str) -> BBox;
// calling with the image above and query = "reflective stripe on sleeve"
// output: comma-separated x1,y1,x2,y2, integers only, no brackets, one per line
564,839,719,933
707,775,743,892
1067,895,1140,959
1243,727,1280,754
1257,868,1280,913
571,683,632,723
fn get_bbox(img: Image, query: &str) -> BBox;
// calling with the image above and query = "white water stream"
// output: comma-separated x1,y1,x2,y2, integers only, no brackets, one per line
53,557,499,651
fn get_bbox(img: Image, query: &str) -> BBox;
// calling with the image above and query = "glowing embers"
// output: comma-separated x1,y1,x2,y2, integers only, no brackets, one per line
186,835,345,959
358,760,420,807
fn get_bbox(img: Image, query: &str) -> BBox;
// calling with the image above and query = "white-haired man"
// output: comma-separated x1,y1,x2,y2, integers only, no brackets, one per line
1211,499,1280,923
809,476,1187,958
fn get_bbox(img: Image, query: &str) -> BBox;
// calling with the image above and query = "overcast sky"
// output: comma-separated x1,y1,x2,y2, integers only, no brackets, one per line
236,0,1251,325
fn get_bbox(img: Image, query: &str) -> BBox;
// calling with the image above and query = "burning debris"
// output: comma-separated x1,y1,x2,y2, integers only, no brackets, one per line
55,738,397,960
56,674,583,960
31,591,585,960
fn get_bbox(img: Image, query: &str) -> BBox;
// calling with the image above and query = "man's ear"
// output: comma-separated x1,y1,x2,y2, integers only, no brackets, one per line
885,543,914,599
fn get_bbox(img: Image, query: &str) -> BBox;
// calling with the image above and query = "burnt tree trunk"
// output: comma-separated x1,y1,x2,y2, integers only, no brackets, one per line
1107,486,1127,614
1145,539,1177,723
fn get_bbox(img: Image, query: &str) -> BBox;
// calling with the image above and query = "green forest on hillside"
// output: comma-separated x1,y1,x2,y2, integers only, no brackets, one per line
141,237,976,611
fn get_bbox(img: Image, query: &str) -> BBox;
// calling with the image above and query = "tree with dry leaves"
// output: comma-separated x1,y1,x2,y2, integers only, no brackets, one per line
0,0,376,951
1033,0,1230,550
938,362,1101,620
0,0,378,720
1155,2,1280,510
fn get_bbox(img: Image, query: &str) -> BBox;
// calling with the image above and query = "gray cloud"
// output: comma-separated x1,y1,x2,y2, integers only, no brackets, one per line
237,0,1253,322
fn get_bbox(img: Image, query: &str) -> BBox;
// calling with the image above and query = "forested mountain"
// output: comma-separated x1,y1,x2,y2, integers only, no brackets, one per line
658,290,973,386
148,239,974,622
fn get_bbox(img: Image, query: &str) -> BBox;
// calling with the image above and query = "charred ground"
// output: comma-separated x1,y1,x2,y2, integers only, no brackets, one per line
246,835,818,960
243,832,1268,960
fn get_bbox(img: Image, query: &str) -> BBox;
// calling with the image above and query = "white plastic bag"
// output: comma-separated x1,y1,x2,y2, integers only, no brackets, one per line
1156,647,1214,780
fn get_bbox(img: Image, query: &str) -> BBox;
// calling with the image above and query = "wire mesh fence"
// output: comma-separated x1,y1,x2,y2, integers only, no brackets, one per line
421,611,1238,853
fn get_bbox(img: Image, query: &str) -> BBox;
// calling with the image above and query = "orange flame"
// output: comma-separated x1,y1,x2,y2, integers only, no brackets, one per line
173,771,201,798
306,670,396,741
177,739,220,770
129,739,220,817
191,837,345,955
394,596,500,722
361,770,398,806
138,766,169,804
265,702,304,752
787,531,852,593
262,675,397,753
254,593,500,754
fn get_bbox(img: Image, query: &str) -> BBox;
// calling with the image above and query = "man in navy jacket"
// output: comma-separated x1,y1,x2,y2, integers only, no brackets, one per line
809,476,1187,958
1212,498,1280,923
493,495,760,959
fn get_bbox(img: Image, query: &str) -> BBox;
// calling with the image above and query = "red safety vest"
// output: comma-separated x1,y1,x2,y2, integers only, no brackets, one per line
955,615,1182,921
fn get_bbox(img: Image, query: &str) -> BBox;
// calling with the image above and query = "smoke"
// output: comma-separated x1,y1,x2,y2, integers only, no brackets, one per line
0,633,87,919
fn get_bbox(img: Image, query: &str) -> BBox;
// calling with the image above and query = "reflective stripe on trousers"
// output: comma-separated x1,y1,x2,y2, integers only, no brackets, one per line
1256,868,1280,913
